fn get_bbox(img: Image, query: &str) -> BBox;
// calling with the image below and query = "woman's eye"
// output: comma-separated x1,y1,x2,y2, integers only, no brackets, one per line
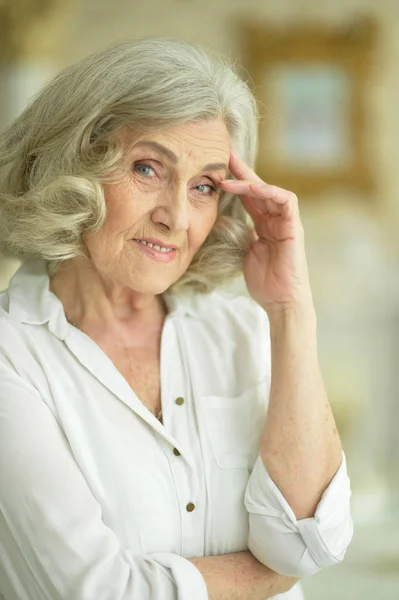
195,183,216,195
134,163,156,177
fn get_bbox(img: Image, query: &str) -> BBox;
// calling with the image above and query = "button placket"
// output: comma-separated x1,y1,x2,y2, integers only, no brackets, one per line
172,398,184,459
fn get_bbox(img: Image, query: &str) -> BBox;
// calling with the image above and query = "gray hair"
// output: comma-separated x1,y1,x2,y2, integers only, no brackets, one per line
0,37,258,293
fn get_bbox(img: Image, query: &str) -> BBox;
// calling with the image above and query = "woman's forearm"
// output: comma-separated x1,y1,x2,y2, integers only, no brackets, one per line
189,551,298,600
260,301,342,520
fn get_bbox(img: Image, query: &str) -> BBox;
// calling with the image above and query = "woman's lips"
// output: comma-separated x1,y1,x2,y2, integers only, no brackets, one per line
132,239,177,263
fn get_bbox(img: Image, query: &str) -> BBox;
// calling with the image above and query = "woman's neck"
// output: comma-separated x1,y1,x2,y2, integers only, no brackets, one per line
49,257,166,338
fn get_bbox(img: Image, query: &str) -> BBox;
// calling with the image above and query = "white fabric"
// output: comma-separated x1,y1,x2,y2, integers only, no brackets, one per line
0,259,353,600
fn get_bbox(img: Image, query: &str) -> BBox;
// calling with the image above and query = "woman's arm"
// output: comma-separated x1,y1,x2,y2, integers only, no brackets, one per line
189,551,299,600
221,154,342,519
260,303,341,519
221,154,352,578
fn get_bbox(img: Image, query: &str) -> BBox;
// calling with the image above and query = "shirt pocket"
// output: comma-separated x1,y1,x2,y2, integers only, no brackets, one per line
200,381,268,470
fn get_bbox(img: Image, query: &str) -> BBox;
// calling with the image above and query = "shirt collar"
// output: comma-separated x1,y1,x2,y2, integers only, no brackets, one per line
7,259,196,341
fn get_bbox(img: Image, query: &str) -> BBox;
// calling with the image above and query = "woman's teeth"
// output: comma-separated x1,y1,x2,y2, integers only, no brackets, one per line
135,239,173,253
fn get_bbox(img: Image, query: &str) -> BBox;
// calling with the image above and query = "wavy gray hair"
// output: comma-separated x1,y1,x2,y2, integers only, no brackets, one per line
0,38,258,293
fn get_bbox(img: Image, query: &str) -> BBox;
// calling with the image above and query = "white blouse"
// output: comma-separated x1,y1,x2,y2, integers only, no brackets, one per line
0,259,353,600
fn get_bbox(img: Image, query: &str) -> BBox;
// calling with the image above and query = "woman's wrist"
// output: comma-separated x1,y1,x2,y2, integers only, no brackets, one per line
189,551,299,600
266,298,317,345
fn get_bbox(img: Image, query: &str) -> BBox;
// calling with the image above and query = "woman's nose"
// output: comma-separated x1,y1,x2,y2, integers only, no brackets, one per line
151,187,190,233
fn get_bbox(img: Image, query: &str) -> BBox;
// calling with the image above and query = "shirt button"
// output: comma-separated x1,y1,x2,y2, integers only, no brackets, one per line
175,397,185,406
186,502,195,512
173,447,181,456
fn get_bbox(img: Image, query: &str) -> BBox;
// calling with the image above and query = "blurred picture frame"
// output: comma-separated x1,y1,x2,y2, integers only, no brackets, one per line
240,18,379,196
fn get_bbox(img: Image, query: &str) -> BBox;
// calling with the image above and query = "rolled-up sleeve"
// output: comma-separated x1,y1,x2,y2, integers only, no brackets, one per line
244,451,353,578
0,364,208,600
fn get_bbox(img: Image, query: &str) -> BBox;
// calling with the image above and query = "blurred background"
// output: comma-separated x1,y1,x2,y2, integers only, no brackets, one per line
1,1,398,598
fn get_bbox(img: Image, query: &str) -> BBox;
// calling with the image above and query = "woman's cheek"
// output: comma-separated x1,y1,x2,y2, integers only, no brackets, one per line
195,206,219,247
132,178,160,193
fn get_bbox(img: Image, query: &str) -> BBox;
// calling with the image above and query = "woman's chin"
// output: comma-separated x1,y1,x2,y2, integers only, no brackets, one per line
126,272,182,297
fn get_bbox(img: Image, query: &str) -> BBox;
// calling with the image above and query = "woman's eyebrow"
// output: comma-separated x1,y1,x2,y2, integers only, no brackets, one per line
133,141,228,173
201,163,228,174
133,141,178,163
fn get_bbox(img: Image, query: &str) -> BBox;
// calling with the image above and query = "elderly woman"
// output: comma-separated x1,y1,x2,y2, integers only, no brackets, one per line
0,39,352,600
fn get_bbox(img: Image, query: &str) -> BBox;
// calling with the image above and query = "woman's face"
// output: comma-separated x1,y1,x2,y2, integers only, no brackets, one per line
85,119,231,295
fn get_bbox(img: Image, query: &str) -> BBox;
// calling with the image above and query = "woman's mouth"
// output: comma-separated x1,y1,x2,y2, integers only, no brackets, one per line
132,239,177,263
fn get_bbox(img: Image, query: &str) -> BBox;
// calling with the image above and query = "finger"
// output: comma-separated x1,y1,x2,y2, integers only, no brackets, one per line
220,179,297,208
227,154,300,220
239,194,284,225
252,184,299,218
240,195,263,221
220,179,261,196
221,180,270,216
251,191,294,219
222,179,291,202
222,185,284,218
228,152,263,183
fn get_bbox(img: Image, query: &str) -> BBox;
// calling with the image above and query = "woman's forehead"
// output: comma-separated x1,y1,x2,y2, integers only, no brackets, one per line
124,120,232,165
